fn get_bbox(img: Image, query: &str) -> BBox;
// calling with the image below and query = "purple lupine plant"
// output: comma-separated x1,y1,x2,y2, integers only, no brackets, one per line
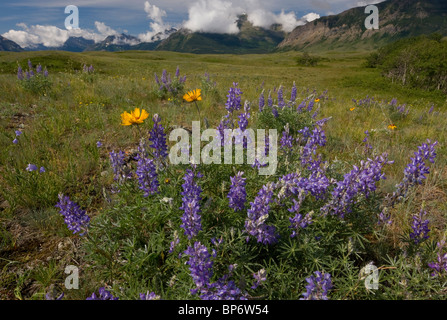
391,140,438,204
276,168,329,201
277,85,285,108
45,292,64,300
321,153,392,219
154,67,186,94
259,91,265,112
180,168,203,239
378,210,392,226
251,269,267,290
245,183,278,245
363,130,372,154
140,292,160,300
296,100,306,113
86,287,118,300
428,105,434,114
183,241,215,294
289,200,313,238
409,208,430,245
428,240,447,277
228,171,247,212
307,100,314,112
149,114,168,161
300,271,332,300
225,82,243,122
26,164,38,172
217,117,230,147
290,82,297,102
55,194,90,236
280,123,293,152
109,150,131,182
183,242,247,300
299,124,327,169
235,101,251,148
237,101,250,132
18,60,48,80
17,66,24,80
135,145,159,197
267,91,273,108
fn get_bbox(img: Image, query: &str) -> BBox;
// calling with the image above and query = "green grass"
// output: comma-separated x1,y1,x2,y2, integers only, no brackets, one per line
0,49,446,300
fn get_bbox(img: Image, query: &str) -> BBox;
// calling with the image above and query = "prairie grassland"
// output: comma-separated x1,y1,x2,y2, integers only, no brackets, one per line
0,50,446,300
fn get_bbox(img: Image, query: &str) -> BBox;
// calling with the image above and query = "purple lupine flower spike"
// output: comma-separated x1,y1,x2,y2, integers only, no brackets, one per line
259,91,265,112
228,171,247,212
225,82,243,115
109,150,131,182
245,183,278,245
300,271,332,300
184,242,247,300
180,168,203,239
410,208,430,244
86,287,118,300
135,144,159,197
280,123,293,151
17,66,24,80
277,85,285,108
428,240,447,277
140,292,160,300
291,82,297,102
55,194,90,236
149,114,168,161
26,164,38,172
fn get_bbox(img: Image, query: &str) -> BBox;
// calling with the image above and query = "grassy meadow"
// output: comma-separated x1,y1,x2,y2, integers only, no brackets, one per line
0,49,446,300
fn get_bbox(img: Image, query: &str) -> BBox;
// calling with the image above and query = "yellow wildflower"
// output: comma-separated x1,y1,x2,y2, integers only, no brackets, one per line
183,89,202,102
388,124,397,130
121,108,149,126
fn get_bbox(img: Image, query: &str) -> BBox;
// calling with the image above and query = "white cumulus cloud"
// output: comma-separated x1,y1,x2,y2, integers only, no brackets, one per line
183,0,243,34
183,0,320,34
1,21,120,48
138,1,174,42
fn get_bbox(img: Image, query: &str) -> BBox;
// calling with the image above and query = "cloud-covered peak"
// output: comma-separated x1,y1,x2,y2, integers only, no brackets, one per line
182,0,320,34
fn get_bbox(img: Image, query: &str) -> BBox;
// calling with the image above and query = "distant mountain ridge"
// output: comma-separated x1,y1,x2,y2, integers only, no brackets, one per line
0,35,23,52
1,0,447,54
278,0,447,51
155,15,286,54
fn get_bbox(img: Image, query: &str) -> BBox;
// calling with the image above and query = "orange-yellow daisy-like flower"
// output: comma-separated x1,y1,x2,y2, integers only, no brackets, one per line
315,98,320,103
183,89,202,102
388,124,397,130
350,107,356,111
121,108,149,126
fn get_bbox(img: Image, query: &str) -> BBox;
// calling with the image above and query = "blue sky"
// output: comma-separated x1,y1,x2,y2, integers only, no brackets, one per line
0,0,384,48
